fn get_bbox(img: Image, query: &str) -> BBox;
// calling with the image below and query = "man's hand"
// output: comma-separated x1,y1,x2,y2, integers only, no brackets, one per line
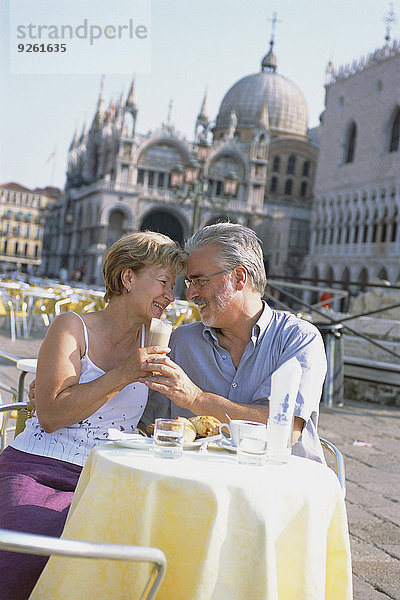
139,356,202,411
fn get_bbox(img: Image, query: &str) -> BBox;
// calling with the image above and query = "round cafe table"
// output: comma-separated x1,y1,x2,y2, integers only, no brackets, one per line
31,444,352,600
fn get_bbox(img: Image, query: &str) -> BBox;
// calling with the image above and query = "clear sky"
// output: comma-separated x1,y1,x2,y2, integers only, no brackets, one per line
0,0,398,190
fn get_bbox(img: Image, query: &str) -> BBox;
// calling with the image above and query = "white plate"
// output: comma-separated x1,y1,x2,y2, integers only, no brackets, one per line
112,437,153,450
184,434,222,450
215,438,237,453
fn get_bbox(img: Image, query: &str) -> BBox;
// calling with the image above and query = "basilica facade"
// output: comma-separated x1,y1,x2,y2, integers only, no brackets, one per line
42,39,318,287
303,39,400,305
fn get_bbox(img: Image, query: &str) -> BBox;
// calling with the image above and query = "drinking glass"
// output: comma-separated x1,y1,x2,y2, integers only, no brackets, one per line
146,318,173,347
236,422,267,466
153,418,186,458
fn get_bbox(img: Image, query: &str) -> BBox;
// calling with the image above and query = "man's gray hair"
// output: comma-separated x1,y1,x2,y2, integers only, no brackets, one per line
184,222,267,294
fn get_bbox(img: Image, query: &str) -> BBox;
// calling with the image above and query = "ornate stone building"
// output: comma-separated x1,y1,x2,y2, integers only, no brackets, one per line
42,38,318,287
304,40,400,304
0,182,60,274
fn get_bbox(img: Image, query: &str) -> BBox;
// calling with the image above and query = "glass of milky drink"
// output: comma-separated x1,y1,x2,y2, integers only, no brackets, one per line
146,318,173,347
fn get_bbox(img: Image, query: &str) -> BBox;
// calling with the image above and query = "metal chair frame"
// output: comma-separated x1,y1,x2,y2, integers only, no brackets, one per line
0,528,166,600
0,401,28,452
319,436,346,497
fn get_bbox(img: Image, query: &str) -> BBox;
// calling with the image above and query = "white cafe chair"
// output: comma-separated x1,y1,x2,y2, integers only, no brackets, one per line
0,528,166,600
0,401,29,452
319,436,346,497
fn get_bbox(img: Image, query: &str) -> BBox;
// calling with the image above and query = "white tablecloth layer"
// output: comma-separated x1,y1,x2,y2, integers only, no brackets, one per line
30,444,352,600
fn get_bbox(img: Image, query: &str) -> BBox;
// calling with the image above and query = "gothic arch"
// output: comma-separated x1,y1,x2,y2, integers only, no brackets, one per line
377,267,389,282
358,267,369,292
384,105,400,152
341,267,351,312
136,137,191,168
342,121,357,164
310,265,319,304
106,209,127,247
207,151,246,180
140,209,184,244
325,266,334,286
100,203,133,227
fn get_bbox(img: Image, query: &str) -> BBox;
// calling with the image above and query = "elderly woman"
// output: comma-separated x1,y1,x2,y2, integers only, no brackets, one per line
0,231,186,600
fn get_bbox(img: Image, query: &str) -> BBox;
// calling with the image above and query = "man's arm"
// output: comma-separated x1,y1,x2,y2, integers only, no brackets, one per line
139,357,304,444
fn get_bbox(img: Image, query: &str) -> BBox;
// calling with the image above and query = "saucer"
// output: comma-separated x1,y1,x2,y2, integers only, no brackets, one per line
215,438,237,453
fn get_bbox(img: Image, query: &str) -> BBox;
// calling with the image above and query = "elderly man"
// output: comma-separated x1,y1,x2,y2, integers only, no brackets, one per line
140,223,327,463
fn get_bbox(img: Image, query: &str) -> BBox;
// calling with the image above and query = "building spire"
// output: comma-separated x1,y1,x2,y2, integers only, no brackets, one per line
167,99,173,123
261,12,281,72
126,79,137,111
198,89,208,122
384,2,397,44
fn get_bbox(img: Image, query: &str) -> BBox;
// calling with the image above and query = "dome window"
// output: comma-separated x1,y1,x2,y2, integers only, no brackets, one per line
272,156,280,172
287,155,296,175
270,176,278,193
302,161,310,177
285,179,293,195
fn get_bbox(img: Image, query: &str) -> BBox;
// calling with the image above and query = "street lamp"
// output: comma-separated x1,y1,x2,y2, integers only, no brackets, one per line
170,142,239,235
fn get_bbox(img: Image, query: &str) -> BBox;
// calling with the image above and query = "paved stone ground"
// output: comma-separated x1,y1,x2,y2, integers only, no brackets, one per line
0,325,399,599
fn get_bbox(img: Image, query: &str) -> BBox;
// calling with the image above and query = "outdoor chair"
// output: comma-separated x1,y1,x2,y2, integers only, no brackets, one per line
0,293,28,341
0,528,166,600
0,401,31,452
319,436,346,497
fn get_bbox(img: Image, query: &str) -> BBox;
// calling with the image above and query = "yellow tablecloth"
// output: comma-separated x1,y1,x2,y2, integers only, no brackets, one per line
30,444,352,600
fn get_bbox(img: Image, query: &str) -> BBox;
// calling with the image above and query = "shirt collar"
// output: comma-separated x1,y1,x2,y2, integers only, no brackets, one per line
202,301,273,346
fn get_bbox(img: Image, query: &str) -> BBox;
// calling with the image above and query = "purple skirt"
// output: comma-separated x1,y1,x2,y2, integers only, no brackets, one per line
0,446,82,600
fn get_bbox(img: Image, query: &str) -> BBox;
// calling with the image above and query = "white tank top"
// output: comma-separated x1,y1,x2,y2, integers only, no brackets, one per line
12,313,148,466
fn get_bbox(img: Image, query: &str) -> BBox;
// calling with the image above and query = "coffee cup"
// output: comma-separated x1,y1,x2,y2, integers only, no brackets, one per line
219,419,266,447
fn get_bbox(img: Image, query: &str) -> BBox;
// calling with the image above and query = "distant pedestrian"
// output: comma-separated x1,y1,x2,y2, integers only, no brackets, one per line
59,265,69,284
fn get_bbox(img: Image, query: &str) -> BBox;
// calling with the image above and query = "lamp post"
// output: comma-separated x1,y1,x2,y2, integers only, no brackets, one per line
170,141,239,235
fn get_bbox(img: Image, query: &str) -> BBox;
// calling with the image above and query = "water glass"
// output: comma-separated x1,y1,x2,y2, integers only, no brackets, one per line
236,422,267,466
153,418,185,459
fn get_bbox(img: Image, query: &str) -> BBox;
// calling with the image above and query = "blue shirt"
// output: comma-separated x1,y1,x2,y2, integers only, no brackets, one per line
144,303,327,462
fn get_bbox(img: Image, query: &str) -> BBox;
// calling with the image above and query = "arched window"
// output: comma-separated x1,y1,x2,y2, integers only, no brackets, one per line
302,161,310,177
362,211,369,243
284,179,293,195
300,181,307,197
389,108,400,152
270,176,278,193
371,210,378,243
287,155,296,174
272,156,280,172
354,211,360,243
344,122,357,163
391,206,398,242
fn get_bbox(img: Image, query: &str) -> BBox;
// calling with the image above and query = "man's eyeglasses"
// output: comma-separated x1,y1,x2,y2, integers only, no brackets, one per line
184,269,232,289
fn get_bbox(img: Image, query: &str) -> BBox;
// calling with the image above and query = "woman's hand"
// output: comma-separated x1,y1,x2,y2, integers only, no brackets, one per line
116,345,171,384
28,380,37,415
138,355,202,410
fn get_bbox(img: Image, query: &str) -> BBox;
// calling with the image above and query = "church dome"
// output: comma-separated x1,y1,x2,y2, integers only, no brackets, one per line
215,49,308,138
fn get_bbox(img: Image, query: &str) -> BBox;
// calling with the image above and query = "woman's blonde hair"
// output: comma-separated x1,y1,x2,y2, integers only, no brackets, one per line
102,231,186,302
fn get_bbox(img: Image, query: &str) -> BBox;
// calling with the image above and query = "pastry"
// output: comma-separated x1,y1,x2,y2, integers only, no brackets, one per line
146,417,196,443
175,417,197,442
189,416,221,437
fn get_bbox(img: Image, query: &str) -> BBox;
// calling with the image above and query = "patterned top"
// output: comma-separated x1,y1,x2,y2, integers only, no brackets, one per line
12,313,148,466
